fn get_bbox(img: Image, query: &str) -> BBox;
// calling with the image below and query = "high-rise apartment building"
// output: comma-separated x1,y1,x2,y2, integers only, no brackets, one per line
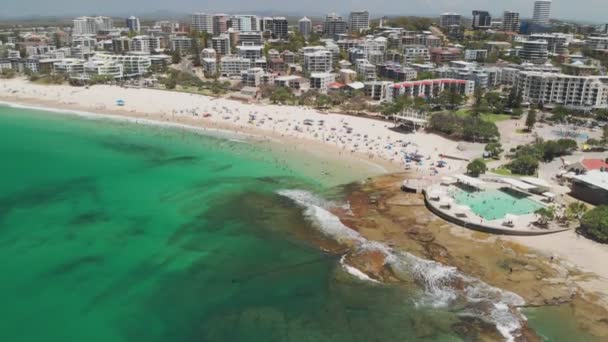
324,13,347,39
439,13,461,28
126,16,141,33
73,16,113,35
503,11,520,32
271,17,289,39
191,13,213,34
349,10,370,33
213,14,229,35
532,0,552,26
299,17,312,38
472,10,492,30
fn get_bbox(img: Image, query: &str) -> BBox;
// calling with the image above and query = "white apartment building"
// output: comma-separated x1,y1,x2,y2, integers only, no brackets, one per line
464,49,488,61
237,31,263,46
519,40,549,61
73,16,113,35
170,36,193,53
439,13,462,28
202,58,217,75
211,34,231,56
53,58,85,74
402,45,431,64
191,13,213,34
126,16,141,33
93,54,151,77
503,11,520,32
529,33,567,55
131,36,160,54
586,36,608,50
517,72,608,110
532,0,552,26
200,48,216,60
81,59,124,79
299,17,312,38
72,35,96,48
220,56,251,76
241,67,267,87
230,15,260,32
237,45,263,61
303,50,333,73
356,59,377,81
309,72,336,93
349,11,370,33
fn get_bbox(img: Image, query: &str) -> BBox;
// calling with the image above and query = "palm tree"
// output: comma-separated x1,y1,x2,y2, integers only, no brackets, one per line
566,202,588,222
535,207,555,227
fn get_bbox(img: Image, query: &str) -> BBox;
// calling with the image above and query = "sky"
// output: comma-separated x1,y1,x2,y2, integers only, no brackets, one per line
2,0,607,23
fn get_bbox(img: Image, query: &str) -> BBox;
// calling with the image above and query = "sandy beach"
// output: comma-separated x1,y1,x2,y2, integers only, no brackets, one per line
0,78,473,178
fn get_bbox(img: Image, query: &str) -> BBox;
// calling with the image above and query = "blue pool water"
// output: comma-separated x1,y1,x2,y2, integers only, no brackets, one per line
453,188,543,221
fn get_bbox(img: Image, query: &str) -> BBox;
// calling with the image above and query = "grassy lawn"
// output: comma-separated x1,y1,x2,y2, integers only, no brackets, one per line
455,109,512,123
491,167,513,176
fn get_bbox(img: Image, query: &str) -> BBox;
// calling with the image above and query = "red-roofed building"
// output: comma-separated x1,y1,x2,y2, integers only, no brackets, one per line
569,158,608,173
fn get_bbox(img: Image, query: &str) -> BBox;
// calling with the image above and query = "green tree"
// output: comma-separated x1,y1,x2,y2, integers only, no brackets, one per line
525,108,537,131
0,68,16,79
171,50,181,64
270,87,295,104
507,155,539,175
165,77,177,89
485,142,503,159
567,202,588,222
535,207,556,226
466,158,487,177
551,105,568,122
580,206,608,243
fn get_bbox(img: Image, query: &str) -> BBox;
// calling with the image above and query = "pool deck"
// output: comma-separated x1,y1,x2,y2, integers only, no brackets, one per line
424,184,571,236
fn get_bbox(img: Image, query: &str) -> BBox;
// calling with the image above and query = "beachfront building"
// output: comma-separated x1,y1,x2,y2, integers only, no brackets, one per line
324,13,347,39
229,15,261,32
516,72,608,110
309,72,336,93
274,75,301,90
349,11,370,33
303,49,333,73
191,13,214,34
570,170,608,205
212,14,229,35
79,59,124,80
236,45,263,61
241,67,265,87
53,58,85,74
126,16,141,33
220,56,251,76
402,45,431,64
364,81,393,101
439,13,462,28
93,54,151,78
299,17,312,38
503,11,520,32
388,79,474,101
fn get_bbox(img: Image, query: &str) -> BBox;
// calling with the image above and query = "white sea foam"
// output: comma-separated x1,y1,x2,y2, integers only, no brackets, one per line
339,255,381,284
277,188,527,341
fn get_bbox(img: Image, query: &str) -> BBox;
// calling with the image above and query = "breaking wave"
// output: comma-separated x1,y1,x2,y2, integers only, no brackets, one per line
277,189,526,341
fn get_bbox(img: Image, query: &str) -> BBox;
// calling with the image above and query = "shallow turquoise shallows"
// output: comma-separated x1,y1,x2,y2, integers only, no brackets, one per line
453,189,543,220
0,105,600,342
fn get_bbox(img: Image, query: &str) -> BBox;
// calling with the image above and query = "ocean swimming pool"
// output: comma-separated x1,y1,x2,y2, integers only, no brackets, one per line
453,188,543,221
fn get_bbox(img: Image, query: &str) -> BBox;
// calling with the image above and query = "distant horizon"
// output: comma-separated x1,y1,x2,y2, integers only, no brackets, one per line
2,0,608,24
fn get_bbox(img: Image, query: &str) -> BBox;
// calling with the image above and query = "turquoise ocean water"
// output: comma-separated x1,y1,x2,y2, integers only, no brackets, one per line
0,105,599,341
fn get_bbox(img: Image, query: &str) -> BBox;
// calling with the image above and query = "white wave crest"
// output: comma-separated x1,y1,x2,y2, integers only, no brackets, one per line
277,189,526,341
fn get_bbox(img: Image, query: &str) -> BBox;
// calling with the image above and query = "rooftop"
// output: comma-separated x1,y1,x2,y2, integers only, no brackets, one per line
573,170,608,191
